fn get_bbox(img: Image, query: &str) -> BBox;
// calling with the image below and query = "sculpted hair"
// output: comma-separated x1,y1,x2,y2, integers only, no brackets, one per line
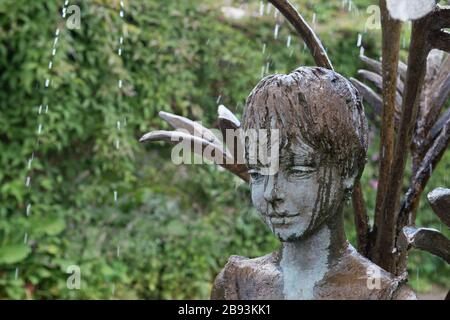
243,66,369,187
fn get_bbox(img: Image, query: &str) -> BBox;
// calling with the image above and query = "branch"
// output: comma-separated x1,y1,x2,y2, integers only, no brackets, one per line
411,53,449,171
429,30,450,52
430,5,450,30
417,108,450,161
398,227,450,264
427,187,450,227
428,6,450,52
352,181,370,256
268,0,333,70
398,117,450,227
372,10,430,273
429,108,450,142
370,0,403,269
423,56,450,133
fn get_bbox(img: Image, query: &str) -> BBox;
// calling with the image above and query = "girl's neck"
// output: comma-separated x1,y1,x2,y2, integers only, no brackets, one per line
279,210,348,299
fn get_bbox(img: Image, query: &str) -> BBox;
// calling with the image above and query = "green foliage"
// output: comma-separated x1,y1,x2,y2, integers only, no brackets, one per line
0,0,447,299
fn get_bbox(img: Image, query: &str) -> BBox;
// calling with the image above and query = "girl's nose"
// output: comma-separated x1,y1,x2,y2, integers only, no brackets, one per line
263,174,285,203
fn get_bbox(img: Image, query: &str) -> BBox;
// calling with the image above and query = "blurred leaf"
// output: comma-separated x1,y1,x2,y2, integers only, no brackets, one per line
0,245,31,264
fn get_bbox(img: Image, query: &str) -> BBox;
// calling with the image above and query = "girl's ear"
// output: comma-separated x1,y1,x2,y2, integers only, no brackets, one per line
342,174,357,201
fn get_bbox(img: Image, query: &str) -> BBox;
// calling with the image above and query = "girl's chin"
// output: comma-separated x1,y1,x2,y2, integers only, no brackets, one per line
272,225,308,242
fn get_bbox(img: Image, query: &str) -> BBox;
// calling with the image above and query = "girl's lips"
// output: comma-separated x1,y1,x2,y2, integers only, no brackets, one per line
269,214,300,226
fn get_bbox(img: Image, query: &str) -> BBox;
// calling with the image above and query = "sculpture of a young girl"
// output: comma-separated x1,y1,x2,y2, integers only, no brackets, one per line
210,66,416,300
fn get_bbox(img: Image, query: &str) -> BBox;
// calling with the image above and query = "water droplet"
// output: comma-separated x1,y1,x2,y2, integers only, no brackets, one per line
357,33,362,47
45,79,50,87
26,204,31,216
114,190,118,203
117,121,121,130
274,24,279,39
55,28,60,36
120,10,124,18
118,80,122,88
286,35,291,48
359,46,365,56
118,48,122,56
37,124,42,135
115,139,120,149
48,61,53,70
25,176,31,187
216,95,222,104
53,37,59,47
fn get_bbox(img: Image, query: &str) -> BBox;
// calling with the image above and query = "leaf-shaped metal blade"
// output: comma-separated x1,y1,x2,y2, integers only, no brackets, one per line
139,130,248,181
217,104,245,172
350,77,382,119
427,187,450,228
399,226,450,264
218,104,241,129
139,130,231,163
158,111,222,147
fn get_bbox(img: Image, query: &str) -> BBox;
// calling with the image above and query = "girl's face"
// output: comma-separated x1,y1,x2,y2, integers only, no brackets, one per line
248,139,344,242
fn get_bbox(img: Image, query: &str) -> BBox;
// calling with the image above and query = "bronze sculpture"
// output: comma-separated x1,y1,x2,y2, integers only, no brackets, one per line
210,67,415,300
139,0,450,299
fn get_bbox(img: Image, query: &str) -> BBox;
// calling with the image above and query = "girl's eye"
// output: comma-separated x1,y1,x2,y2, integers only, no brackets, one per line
248,169,262,181
288,165,316,177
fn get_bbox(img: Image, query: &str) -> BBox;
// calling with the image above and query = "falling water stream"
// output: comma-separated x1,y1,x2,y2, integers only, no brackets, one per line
17,0,71,282
110,0,127,298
